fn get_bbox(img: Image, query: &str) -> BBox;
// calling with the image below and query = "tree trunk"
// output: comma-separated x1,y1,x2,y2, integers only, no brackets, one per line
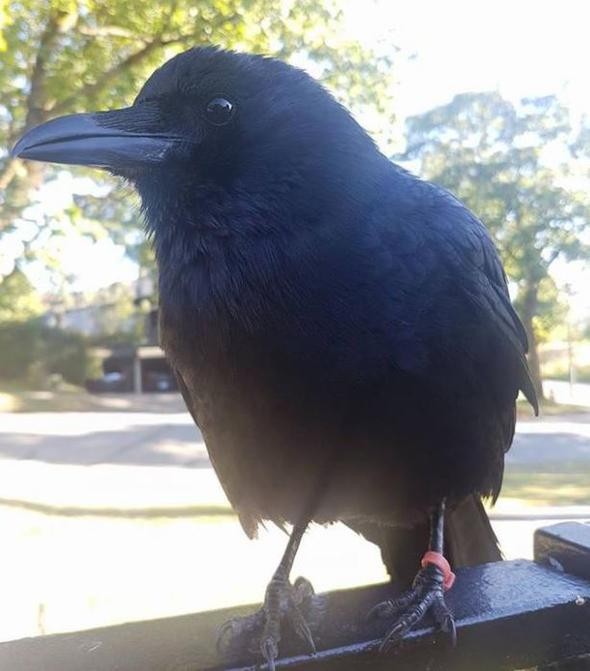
520,282,545,402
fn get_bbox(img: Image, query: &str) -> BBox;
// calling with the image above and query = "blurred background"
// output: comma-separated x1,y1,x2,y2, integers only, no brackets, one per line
1,0,589,643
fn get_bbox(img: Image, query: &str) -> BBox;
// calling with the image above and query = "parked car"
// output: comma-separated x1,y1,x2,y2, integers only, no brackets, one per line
144,371,177,392
85,371,130,393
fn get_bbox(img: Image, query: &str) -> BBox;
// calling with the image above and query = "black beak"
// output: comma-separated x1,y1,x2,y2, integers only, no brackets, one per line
11,107,182,170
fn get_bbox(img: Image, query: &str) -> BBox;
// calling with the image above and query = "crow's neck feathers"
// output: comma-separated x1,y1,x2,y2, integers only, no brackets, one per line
141,140,393,323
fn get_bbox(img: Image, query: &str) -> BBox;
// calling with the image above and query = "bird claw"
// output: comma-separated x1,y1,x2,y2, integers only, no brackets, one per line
367,589,416,621
260,636,279,671
431,595,457,647
217,611,265,656
369,564,456,652
217,575,318,667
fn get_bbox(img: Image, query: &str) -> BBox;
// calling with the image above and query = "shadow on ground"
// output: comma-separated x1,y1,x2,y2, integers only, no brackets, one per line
0,422,207,468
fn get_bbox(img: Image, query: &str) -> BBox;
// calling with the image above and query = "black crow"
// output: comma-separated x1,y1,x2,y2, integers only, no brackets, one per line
13,46,537,667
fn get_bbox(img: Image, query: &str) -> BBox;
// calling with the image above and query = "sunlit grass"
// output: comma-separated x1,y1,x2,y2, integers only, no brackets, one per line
0,380,186,413
0,465,587,642
0,379,93,412
502,468,590,506
2,385,584,415
516,398,587,420
0,506,386,642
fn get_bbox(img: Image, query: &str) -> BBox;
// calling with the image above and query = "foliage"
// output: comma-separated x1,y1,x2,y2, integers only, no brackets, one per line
0,318,87,384
0,0,396,281
513,275,567,345
43,323,89,385
402,93,590,284
401,92,590,396
0,268,44,322
84,282,144,342
0,275,158,384
0,283,144,384
0,319,43,379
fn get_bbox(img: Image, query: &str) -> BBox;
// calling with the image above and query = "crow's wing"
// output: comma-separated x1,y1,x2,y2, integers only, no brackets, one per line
429,186,538,415
173,367,201,429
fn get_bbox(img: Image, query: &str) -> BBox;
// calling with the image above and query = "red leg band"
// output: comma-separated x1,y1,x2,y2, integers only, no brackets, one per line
421,551,456,591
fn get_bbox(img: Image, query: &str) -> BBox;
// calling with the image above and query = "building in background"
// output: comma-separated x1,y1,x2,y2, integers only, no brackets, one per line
43,275,176,394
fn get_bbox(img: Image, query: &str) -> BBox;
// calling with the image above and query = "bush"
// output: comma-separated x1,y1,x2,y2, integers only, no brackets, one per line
44,327,89,386
0,319,45,380
0,318,89,386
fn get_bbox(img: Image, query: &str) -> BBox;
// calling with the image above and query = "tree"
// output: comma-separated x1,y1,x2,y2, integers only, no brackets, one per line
0,0,396,280
0,267,44,322
401,93,590,399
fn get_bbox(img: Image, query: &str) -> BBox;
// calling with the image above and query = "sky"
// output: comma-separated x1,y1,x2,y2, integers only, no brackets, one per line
12,0,590,317
13,173,138,293
344,0,590,120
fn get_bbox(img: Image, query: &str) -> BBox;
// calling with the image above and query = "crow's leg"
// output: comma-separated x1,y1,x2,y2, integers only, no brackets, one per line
217,522,319,669
368,499,456,650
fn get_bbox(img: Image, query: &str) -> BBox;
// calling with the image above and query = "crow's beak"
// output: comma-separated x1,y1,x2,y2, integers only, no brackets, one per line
11,107,182,170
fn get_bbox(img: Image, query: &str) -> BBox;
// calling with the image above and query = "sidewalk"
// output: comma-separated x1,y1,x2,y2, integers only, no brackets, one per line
544,379,590,408
1,410,590,514
2,408,590,511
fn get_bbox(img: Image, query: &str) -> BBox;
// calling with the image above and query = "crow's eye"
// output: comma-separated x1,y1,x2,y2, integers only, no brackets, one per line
205,97,234,126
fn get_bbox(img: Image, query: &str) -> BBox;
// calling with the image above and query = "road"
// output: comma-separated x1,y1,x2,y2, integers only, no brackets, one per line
1,404,589,642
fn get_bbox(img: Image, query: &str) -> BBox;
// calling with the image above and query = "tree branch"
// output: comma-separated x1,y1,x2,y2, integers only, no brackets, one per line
51,38,164,114
546,248,561,267
51,31,198,115
0,11,76,204
25,10,75,129
2,21,194,229
77,25,147,40
0,160,18,191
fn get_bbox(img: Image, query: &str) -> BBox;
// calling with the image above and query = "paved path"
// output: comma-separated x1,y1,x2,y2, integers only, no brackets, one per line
0,412,223,511
0,409,589,512
544,379,590,407
0,412,204,467
509,419,590,464
3,409,590,468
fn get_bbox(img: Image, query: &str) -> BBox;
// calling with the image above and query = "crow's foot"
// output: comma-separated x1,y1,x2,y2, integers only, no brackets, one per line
368,562,456,651
217,575,318,670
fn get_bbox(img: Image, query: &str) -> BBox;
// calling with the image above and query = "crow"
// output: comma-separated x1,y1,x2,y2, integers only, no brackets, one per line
13,46,537,667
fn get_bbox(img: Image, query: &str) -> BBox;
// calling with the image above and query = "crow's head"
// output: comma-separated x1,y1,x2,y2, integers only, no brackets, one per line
13,47,381,227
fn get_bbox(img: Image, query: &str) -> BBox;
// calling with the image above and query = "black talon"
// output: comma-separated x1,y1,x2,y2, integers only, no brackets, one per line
260,636,278,671
369,500,456,651
217,522,319,666
431,594,457,647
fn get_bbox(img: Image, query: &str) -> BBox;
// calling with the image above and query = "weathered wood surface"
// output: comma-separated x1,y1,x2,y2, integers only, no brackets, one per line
2,523,590,671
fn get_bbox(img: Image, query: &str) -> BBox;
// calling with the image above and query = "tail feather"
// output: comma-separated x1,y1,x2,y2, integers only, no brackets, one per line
347,495,501,589
445,495,502,567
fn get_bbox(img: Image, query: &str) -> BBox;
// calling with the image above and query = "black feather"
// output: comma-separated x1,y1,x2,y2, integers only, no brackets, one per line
13,46,538,577
132,49,537,539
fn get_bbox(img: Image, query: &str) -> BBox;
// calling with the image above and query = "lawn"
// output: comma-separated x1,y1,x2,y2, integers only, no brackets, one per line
2,377,587,415
0,379,185,413
502,467,590,506
516,397,588,420
0,380,102,412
